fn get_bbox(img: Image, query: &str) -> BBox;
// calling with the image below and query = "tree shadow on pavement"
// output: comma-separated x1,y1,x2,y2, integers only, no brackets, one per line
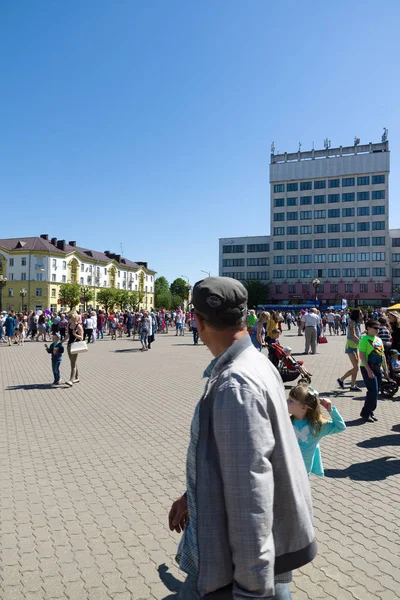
157,563,181,598
6,383,58,390
325,456,400,481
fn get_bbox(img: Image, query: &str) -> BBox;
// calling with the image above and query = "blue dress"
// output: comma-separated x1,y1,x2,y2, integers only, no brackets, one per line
5,316,15,337
250,323,262,352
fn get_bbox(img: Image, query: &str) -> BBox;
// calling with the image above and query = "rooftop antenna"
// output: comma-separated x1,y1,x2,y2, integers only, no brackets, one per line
324,138,331,150
271,141,275,154
120,242,124,257
354,136,360,146
382,127,388,142
298,141,302,152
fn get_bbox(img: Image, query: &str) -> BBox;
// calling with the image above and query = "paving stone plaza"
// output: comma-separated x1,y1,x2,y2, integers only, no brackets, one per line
0,329,399,600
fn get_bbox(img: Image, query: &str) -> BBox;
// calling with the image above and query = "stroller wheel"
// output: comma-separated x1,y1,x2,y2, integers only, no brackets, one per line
381,381,399,399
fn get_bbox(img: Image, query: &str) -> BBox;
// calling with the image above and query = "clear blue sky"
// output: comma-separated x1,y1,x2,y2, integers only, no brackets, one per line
1,1,400,286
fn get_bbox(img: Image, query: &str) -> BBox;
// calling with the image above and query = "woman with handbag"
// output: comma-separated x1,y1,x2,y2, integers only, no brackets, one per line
65,312,84,387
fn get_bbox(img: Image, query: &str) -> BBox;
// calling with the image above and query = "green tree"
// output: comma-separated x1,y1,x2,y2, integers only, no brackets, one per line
115,290,130,311
97,288,117,313
171,293,185,309
155,289,171,309
138,290,145,306
129,291,139,310
170,278,188,305
244,280,270,309
59,283,81,310
155,276,171,309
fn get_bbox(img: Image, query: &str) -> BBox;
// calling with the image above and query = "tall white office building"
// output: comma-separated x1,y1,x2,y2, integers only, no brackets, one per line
219,137,395,307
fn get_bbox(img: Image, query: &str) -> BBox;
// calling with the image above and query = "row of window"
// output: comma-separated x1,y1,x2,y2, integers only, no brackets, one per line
222,275,387,292
273,252,385,264
273,175,385,194
274,237,385,250
222,243,269,254
393,238,400,247
272,268,386,278
274,283,383,294
274,206,385,221
223,272,268,280
274,222,386,236
274,191,385,207
222,258,269,267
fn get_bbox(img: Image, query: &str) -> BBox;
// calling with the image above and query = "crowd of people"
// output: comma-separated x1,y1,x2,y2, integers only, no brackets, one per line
246,305,400,424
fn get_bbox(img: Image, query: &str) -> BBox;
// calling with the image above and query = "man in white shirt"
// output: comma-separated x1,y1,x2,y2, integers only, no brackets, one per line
304,308,320,355
327,310,335,335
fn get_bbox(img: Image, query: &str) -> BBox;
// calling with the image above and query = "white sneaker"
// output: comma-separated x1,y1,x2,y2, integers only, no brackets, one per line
65,381,73,387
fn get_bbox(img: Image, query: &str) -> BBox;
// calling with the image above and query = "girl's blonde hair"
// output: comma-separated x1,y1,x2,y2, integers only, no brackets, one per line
68,311,80,324
289,383,327,436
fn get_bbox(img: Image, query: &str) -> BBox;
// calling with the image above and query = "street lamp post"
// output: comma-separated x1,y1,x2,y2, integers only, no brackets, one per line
20,288,27,313
201,270,211,278
80,285,90,312
312,278,320,304
0,275,7,313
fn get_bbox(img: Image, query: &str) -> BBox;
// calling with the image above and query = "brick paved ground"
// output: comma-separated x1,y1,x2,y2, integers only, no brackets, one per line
0,328,399,600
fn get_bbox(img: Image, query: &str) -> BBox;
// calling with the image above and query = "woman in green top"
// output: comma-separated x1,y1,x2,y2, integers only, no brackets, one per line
337,308,363,392
358,319,389,423
246,310,257,333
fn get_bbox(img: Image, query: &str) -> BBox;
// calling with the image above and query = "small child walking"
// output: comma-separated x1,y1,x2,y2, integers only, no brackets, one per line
287,383,346,476
45,333,64,385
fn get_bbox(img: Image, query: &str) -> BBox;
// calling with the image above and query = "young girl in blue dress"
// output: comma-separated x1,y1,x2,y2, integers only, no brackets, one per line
287,383,346,476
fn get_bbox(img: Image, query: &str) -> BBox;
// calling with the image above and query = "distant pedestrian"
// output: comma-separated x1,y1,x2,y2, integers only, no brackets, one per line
191,313,199,345
58,314,68,342
4,312,16,346
303,309,320,355
251,311,269,351
337,308,363,392
65,312,84,387
45,332,64,385
140,311,150,351
97,311,105,339
358,320,389,422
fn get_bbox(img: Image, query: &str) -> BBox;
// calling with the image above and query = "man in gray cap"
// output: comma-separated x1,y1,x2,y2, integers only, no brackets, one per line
168,277,317,599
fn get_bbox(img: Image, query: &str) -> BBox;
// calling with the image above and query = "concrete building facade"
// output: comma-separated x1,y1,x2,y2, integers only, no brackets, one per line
219,139,396,306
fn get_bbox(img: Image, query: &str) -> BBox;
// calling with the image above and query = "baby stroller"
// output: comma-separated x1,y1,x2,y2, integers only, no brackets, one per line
380,345,400,398
268,343,311,384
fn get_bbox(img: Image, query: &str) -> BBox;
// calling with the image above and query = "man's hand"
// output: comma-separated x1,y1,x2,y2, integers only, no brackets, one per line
367,369,375,379
168,495,188,533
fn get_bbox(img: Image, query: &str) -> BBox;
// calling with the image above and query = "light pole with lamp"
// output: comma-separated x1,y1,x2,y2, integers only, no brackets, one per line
201,270,211,278
20,288,27,313
181,275,192,308
312,278,320,305
80,286,91,312
0,275,7,313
